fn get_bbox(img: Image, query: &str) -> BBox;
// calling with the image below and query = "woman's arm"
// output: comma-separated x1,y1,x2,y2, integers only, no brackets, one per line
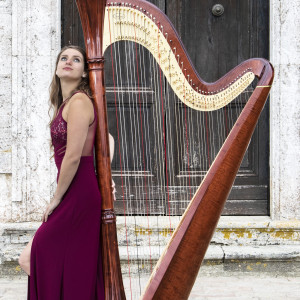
109,133,115,163
108,133,116,200
43,94,92,221
54,94,92,200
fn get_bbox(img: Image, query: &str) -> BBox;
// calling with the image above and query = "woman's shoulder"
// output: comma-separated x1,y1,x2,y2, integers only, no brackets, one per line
63,91,95,124
63,90,94,118
68,90,93,106
70,90,92,100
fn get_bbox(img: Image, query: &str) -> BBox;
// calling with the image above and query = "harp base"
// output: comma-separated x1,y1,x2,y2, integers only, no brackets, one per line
101,209,126,300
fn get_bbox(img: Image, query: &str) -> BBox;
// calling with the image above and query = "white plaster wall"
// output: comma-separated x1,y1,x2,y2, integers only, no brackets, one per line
0,0,299,274
0,0,60,222
0,1,12,174
0,0,298,227
270,0,300,220
0,0,12,222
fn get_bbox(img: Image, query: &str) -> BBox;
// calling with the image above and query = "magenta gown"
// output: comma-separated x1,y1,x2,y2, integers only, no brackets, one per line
27,91,105,299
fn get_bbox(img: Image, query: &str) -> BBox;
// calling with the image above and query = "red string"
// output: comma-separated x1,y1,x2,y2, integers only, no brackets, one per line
133,14,153,272
108,9,132,299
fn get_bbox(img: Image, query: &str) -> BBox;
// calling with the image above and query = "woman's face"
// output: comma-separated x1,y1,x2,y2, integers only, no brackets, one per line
56,48,85,81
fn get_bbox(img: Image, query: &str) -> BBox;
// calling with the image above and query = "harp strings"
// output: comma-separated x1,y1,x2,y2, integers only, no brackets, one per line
166,42,177,216
108,10,155,299
106,7,253,299
134,14,154,274
156,27,173,228
153,45,166,218
108,9,131,297
183,68,193,201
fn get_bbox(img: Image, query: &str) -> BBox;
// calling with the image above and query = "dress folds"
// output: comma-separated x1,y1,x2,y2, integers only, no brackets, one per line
27,91,105,300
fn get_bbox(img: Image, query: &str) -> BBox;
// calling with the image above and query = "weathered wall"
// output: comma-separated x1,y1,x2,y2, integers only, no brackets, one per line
0,0,60,224
269,0,300,220
0,0,13,222
0,0,299,274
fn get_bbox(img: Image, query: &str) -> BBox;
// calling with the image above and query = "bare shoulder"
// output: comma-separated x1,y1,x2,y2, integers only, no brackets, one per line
63,92,94,122
68,92,93,108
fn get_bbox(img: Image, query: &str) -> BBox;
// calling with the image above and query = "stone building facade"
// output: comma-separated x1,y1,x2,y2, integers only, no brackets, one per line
0,0,299,277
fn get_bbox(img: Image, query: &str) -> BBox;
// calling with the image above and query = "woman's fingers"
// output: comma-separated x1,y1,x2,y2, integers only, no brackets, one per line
43,204,54,222
112,187,116,200
111,180,116,201
112,186,116,200
43,209,49,222
45,210,49,222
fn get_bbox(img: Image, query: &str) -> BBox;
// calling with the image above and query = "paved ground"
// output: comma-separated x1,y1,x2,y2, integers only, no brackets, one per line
0,274,299,300
189,276,300,300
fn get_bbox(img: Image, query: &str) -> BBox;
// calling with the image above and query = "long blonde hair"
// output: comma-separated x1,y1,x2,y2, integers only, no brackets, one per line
48,45,93,156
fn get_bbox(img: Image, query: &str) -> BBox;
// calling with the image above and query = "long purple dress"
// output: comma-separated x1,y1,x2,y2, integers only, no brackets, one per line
27,90,105,299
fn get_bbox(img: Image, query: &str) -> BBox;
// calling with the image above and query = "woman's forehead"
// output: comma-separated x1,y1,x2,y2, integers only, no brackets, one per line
60,48,83,59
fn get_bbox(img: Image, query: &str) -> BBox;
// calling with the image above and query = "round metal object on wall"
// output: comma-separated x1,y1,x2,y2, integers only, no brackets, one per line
212,4,225,17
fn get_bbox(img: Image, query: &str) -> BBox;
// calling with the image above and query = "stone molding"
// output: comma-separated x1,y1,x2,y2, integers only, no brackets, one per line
269,0,300,220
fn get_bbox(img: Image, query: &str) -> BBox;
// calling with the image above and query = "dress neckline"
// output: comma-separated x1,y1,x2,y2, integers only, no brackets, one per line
54,90,95,122
56,90,81,117
61,90,78,107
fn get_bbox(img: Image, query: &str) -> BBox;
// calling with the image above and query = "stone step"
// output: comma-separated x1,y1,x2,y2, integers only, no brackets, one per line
1,219,299,277
118,245,300,275
1,245,299,278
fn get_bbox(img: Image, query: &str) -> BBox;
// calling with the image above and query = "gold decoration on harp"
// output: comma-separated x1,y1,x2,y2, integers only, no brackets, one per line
103,6,256,111
256,85,272,88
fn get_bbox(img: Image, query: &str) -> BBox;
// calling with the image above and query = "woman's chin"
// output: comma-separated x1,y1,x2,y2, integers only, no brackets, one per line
58,75,81,82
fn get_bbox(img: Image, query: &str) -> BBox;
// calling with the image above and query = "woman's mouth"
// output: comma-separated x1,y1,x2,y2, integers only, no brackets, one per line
63,67,73,71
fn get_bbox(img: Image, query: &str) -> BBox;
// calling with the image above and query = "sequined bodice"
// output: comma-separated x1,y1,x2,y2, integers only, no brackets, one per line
50,91,97,167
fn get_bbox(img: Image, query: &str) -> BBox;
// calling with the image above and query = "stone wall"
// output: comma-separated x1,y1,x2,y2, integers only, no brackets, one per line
0,0,60,224
269,0,300,220
0,0,299,276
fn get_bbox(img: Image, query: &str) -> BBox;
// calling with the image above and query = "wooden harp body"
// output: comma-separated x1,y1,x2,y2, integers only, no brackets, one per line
75,0,274,299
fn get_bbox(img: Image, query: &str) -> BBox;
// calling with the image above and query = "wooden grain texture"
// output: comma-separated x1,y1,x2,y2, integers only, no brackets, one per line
104,0,270,216
141,60,274,299
64,0,270,216
74,1,274,299
76,0,126,298
165,1,270,214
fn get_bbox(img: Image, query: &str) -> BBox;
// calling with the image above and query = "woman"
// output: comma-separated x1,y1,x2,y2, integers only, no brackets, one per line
18,45,114,299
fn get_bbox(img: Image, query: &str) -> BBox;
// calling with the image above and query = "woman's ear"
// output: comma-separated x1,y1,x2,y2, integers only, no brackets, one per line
82,72,87,78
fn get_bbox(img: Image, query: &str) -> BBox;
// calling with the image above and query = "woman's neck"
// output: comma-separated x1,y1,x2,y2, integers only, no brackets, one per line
60,79,81,101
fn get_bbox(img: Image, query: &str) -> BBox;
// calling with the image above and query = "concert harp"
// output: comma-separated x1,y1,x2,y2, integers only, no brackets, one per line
75,0,274,299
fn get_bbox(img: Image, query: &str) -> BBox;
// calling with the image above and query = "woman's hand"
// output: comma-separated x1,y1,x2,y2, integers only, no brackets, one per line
112,179,116,201
42,197,61,222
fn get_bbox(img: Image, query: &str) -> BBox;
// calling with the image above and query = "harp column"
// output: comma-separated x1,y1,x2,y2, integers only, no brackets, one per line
76,0,126,299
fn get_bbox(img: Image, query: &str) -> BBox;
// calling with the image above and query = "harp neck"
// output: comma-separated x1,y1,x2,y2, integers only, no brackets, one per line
76,0,106,58
103,2,271,112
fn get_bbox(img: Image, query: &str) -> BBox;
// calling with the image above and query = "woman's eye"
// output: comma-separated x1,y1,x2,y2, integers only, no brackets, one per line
60,56,80,62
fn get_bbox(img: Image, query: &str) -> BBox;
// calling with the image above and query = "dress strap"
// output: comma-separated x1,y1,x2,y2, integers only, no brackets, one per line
62,90,82,105
65,90,93,103
58,90,90,111
56,90,96,126
71,90,96,127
